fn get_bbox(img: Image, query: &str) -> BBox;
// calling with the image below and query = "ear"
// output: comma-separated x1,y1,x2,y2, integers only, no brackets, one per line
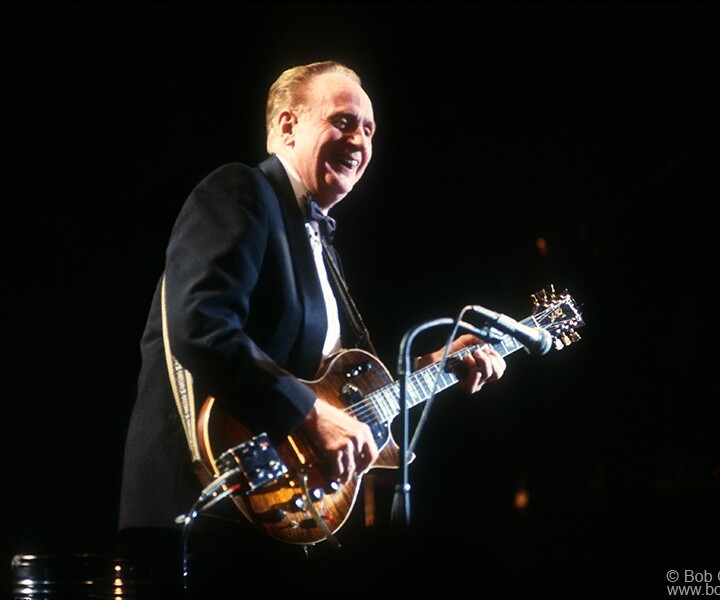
278,110,297,146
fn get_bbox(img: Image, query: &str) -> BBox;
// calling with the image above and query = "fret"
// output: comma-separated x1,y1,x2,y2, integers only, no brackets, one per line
496,336,517,356
414,369,433,398
383,384,400,414
370,388,387,422
369,392,389,423
406,380,423,408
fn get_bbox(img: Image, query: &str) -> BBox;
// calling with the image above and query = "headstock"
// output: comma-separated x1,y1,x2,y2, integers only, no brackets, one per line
530,284,585,351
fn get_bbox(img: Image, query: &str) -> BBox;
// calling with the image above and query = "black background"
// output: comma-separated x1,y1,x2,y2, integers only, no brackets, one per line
2,2,718,598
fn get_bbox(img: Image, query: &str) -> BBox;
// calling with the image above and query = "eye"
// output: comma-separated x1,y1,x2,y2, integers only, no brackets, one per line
332,116,351,130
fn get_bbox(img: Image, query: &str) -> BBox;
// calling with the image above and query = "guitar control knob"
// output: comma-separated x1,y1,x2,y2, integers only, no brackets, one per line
341,383,363,402
290,495,306,510
310,488,324,501
326,480,341,493
346,362,373,378
261,508,286,524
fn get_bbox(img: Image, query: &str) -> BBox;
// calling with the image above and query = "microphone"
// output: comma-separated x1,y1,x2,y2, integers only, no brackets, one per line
470,305,553,356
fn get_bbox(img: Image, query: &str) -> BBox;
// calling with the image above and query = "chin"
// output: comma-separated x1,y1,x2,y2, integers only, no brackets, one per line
321,180,354,202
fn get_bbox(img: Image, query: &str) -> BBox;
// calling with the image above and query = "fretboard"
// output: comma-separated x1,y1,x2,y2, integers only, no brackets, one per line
365,322,534,425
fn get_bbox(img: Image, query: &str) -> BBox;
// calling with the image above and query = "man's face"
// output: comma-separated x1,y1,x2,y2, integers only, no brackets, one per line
288,72,375,209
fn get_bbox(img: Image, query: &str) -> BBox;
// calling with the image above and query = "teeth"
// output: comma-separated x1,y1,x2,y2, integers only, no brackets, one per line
337,157,359,168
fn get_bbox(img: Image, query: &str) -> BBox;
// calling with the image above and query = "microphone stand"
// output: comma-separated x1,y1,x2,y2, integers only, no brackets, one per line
392,317,454,530
392,312,498,530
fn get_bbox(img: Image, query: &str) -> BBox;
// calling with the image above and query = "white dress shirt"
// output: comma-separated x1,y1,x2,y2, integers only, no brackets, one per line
275,154,342,357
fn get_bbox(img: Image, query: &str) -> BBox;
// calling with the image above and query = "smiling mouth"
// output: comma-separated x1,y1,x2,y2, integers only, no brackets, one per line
335,156,359,169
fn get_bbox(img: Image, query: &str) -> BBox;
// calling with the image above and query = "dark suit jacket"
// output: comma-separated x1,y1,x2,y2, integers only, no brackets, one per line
119,155,337,530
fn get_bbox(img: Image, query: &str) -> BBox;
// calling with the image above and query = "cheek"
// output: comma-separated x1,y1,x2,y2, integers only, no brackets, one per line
365,146,373,165
358,150,372,175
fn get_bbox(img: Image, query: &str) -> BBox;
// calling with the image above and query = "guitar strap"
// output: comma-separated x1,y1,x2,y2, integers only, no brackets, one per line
320,238,377,355
160,274,213,487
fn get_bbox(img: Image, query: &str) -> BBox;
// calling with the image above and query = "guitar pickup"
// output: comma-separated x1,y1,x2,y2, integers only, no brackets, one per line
215,433,288,493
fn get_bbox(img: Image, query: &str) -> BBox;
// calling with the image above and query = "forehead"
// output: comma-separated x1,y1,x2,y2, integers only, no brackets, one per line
305,72,374,121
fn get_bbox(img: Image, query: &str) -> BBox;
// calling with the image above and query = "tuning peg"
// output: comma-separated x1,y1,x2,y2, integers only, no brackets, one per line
561,333,576,346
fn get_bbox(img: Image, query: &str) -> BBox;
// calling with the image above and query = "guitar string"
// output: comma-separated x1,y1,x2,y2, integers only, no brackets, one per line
338,344,480,425
336,300,575,427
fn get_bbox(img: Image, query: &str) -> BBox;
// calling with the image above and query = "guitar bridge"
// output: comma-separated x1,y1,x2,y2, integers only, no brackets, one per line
215,433,288,493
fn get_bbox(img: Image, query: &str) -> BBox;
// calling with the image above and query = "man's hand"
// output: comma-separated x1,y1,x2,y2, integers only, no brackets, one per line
300,398,379,483
416,333,507,394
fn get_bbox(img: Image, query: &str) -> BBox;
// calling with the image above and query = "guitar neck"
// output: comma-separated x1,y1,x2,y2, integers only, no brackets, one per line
367,324,532,425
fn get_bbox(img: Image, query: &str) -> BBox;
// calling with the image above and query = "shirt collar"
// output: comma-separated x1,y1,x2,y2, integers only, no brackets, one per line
275,153,308,213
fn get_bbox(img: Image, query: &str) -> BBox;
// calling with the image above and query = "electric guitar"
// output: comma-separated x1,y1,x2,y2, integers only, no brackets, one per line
195,286,584,546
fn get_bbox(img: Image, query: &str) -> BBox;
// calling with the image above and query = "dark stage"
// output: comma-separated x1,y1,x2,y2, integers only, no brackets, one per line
2,2,718,598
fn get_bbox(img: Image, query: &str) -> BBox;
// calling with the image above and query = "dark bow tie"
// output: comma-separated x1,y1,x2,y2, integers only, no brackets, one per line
303,195,336,242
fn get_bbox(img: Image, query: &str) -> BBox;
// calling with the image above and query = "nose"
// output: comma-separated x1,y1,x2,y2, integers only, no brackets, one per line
347,126,371,150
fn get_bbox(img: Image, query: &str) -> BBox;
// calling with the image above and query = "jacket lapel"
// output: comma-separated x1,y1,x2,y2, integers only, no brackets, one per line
258,155,328,377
